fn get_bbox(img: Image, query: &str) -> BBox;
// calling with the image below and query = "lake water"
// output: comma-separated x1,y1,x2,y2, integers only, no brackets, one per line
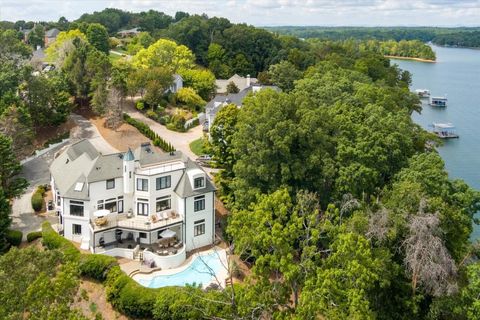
391,45,480,240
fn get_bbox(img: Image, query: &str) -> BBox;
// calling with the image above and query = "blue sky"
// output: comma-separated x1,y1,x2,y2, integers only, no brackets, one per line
2,0,480,26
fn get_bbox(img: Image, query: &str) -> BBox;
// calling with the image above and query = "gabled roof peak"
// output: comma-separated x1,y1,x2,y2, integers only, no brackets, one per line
124,148,135,161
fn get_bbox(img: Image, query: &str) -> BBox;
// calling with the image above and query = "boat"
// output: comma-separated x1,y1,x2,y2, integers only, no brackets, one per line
432,123,459,139
429,96,448,107
415,89,430,98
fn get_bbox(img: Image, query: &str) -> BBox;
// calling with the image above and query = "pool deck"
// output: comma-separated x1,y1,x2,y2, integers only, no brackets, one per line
131,247,229,288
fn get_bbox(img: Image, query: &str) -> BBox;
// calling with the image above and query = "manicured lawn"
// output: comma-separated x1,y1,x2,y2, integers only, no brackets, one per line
189,138,206,156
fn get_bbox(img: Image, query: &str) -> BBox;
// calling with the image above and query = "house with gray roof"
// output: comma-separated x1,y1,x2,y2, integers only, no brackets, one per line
205,84,280,131
44,28,60,47
50,140,215,269
215,74,257,94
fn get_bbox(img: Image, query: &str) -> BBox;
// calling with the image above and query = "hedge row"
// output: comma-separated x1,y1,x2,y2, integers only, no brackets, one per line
79,254,118,281
40,222,226,319
123,114,175,152
41,221,80,261
27,231,42,242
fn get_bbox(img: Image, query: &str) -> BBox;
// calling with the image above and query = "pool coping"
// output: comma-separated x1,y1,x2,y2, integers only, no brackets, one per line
132,246,229,288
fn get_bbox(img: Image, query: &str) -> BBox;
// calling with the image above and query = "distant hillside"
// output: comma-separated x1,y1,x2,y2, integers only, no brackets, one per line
265,26,480,49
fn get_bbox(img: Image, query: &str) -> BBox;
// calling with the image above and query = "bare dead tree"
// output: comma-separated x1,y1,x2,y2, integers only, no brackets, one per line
339,193,360,224
366,207,390,243
105,87,124,129
403,200,458,296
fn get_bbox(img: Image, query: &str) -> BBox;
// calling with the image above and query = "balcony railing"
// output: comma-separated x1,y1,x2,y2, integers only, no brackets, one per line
90,211,182,232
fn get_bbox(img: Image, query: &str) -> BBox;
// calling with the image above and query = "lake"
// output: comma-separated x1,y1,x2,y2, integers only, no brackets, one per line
391,45,480,240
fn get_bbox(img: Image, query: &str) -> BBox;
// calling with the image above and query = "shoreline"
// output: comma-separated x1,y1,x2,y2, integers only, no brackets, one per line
385,55,436,63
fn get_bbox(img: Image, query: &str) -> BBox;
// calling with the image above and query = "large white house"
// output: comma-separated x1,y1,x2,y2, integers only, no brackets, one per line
50,140,216,269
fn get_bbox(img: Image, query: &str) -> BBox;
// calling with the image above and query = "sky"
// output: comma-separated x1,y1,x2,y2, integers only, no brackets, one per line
1,0,480,26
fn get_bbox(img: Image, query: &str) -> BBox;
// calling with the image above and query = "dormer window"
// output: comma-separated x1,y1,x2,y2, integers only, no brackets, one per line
194,177,205,189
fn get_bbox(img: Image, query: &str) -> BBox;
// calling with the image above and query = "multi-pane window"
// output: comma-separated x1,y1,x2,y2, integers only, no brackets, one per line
70,200,84,216
139,232,147,239
156,176,171,190
137,200,149,216
156,195,171,212
194,195,205,212
136,178,148,191
104,198,117,212
73,224,82,235
106,179,115,190
194,219,205,236
194,177,205,189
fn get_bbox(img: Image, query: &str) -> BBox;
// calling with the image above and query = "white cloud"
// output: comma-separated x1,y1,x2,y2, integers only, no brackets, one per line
1,0,479,26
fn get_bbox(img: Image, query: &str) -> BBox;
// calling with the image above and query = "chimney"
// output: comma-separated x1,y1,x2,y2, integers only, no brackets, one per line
246,74,251,87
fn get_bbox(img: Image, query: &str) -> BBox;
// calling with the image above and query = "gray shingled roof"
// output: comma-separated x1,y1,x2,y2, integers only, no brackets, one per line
45,28,60,38
67,139,99,161
51,139,215,201
174,159,216,198
87,153,124,183
133,143,184,167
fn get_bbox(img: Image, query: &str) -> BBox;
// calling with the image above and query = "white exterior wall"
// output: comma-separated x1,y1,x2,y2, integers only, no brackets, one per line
62,198,90,242
185,191,215,251
89,178,125,216
132,169,184,218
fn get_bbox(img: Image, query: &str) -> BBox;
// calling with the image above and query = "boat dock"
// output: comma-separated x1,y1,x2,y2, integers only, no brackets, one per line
432,123,459,139
429,96,448,107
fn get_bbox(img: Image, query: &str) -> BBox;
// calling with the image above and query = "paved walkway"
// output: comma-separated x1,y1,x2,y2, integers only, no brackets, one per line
125,108,203,160
11,114,118,238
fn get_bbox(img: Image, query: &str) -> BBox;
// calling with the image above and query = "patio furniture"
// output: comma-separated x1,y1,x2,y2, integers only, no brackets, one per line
172,249,177,254
94,217,107,226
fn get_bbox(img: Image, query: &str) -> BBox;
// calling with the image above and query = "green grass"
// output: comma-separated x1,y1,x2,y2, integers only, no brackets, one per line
189,138,206,156
109,52,124,63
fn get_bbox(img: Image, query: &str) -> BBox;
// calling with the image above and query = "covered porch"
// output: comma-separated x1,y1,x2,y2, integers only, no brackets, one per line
90,223,183,254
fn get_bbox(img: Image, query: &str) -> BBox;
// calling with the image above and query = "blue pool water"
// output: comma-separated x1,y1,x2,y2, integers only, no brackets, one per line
136,251,225,288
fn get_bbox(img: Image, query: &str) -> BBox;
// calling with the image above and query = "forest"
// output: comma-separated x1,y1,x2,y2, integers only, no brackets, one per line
0,8,479,320
267,26,480,49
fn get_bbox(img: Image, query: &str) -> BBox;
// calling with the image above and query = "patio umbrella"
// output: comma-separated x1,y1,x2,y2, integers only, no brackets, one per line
93,209,111,217
159,228,176,238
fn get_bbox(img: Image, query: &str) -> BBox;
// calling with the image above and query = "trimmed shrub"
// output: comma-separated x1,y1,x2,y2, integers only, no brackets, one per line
135,101,145,110
31,191,43,212
36,185,46,195
42,221,80,261
80,254,118,281
6,229,23,246
26,231,42,242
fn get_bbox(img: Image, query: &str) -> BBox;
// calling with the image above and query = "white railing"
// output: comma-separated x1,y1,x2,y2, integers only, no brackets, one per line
90,212,182,231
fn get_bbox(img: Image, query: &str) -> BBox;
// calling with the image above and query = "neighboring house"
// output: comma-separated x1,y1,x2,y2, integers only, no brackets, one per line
168,74,183,94
117,27,140,38
205,84,280,131
20,28,32,43
44,28,60,47
50,140,216,269
215,74,258,94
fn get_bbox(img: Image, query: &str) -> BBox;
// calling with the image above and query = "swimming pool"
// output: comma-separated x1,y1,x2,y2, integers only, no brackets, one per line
133,250,227,288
